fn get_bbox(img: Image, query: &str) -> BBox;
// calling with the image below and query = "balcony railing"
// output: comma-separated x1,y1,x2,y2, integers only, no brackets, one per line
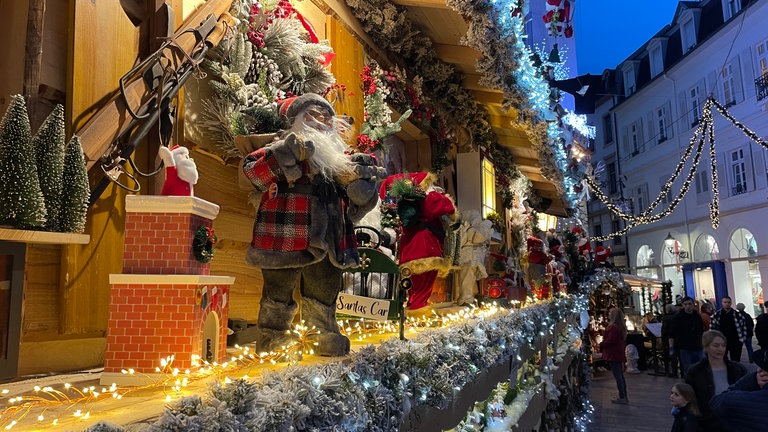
732,184,747,196
756,71,768,101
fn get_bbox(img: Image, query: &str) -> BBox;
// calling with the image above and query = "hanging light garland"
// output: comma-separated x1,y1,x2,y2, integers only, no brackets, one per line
586,96,765,241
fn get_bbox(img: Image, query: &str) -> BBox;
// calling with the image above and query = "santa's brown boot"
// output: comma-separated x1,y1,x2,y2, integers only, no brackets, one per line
254,298,300,355
301,297,350,357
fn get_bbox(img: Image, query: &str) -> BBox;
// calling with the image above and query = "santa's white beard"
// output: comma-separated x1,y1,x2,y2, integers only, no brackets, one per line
286,122,355,181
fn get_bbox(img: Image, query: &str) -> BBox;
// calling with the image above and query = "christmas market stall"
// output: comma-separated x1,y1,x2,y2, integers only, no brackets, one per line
0,0,599,430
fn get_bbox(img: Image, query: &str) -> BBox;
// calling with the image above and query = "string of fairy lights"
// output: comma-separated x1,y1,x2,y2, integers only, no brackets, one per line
586,96,767,242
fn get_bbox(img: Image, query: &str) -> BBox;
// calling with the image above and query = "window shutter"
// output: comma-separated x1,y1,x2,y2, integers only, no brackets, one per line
751,142,766,190
622,126,629,156
638,118,645,151
697,77,707,107
732,54,744,103
665,101,674,139
717,151,728,197
707,70,719,103
741,47,756,100
745,144,756,191
677,91,688,132
647,111,655,145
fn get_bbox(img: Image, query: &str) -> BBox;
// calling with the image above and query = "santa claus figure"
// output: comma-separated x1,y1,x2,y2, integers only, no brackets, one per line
572,226,593,260
242,93,381,356
380,172,458,310
594,245,612,267
158,145,198,196
526,235,552,289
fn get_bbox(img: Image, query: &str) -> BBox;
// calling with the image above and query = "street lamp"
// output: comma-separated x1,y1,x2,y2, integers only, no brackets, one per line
664,233,689,260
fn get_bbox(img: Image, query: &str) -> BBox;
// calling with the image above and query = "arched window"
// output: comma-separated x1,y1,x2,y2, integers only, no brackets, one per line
729,228,757,258
693,234,720,261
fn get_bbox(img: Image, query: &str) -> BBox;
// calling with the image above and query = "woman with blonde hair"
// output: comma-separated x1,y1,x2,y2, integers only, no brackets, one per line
601,307,629,404
685,330,747,431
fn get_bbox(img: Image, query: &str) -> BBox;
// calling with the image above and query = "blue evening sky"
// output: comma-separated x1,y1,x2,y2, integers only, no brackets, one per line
574,1,681,75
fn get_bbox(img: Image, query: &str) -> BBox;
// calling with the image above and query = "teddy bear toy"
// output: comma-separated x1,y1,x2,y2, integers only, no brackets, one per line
159,145,199,196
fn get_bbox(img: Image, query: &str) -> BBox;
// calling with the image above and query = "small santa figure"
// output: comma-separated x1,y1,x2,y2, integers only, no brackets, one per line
158,145,198,196
379,171,458,310
594,245,612,268
572,226,592,260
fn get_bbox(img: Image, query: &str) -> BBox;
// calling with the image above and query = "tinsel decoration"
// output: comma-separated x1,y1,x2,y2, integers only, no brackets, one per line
193,225,217,263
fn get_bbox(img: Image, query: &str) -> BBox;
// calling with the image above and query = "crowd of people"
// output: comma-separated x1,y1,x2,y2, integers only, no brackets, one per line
600,297,768,432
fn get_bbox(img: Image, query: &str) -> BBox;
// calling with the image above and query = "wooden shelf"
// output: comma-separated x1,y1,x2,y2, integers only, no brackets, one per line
0,228,90,245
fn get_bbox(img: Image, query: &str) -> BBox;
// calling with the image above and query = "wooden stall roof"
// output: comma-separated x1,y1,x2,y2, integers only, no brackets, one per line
315,0,570,216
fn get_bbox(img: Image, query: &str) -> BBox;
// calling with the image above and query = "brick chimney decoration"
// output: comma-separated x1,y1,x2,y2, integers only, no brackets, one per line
102,196,235,386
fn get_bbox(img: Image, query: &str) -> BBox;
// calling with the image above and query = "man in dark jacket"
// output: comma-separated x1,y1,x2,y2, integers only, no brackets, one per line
755,301,768,350
670,296,705,377
710,348,768,431
710,296,748,362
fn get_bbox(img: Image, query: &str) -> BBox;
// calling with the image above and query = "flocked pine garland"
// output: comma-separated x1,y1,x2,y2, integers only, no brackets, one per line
345,0,534,205
345,0,577,212
140,295,592,431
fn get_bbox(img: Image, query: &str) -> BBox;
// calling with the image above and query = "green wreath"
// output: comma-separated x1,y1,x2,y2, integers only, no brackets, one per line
193,225,217,263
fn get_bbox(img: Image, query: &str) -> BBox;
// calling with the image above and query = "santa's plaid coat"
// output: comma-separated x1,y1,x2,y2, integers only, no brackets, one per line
242,143,359,269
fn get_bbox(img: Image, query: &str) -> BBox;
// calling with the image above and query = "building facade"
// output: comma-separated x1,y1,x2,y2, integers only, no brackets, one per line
588,0,768,315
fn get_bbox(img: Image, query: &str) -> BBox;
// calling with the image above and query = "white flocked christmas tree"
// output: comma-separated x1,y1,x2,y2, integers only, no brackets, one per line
0,95,47,229
33,104,66,231
59,135,89,233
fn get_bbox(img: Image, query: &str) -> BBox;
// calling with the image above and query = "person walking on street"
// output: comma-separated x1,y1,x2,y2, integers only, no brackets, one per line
663,303,681,378
670,382,702,432
670,297,705,376
685,330,747,432
700,302,713,331
755,301,768,350
710,296,747,362
709,348,768,431
735,303,754,362
601,307,629,404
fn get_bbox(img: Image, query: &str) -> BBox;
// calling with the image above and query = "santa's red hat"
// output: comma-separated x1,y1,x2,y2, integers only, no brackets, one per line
278,93,335,124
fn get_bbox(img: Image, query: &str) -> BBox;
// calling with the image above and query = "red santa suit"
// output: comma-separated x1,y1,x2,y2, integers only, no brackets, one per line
380,172,456,310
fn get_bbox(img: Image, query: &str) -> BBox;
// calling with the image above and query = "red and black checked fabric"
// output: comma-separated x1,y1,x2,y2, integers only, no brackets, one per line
252,194,311,252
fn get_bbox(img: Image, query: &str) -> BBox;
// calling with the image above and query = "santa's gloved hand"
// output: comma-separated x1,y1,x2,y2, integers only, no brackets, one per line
284,133,315,161
350,153,386,180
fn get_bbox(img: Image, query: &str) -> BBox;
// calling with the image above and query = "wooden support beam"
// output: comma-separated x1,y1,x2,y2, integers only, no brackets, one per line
308,0,391,66
391,0,450,8
24,0,45,129
433,43,481,64
470,89,504,106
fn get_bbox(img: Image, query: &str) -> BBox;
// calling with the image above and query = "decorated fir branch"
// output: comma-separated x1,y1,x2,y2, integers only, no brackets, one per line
199,0,336,157
0,95,47,229
355,61,413,153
